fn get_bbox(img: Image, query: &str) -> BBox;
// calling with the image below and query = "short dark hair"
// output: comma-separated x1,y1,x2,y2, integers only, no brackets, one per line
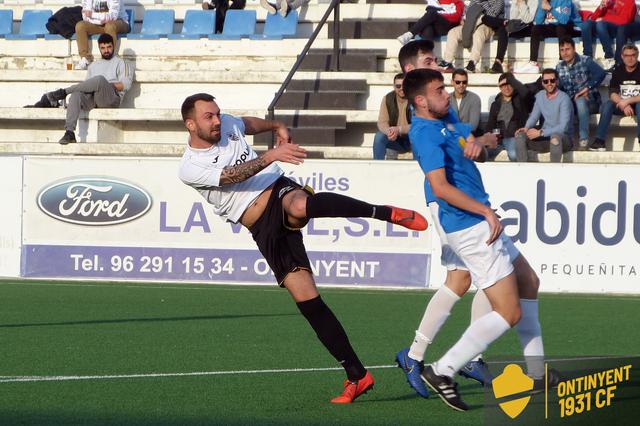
452,68,468,79
402,68,444,108
622,43,639,54
558,36,575,48
541,68,558,78
498,72,510,83
398,39,435,73
181,93,216,121
97,33,114,45
393,72,404,81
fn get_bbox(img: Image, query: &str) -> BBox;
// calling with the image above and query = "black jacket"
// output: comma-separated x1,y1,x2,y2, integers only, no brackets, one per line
486,74,541,138
46,6,82,39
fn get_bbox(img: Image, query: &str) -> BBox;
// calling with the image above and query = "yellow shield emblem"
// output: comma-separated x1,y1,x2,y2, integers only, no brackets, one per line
492,364,534,419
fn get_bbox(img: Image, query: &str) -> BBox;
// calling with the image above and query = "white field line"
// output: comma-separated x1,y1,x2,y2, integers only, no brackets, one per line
0,364,398,384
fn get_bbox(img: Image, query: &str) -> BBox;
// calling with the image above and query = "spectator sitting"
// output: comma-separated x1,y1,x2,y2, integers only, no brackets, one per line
449,68,481,133
438,0,505,73
581,0,636,70
515,68,573,162
591,43,640,151
29,34,134,145
620,9,640,47
556,36,606,150
259,0,309,17
397,0,464,45
484,0,539,73
514,0,581,74
203,0,246,33
75,0,130,70
373,73,412,160
486,72,541,161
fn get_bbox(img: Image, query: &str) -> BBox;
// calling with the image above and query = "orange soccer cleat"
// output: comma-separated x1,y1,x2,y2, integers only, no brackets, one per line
388,206,428,231
330,371,375,404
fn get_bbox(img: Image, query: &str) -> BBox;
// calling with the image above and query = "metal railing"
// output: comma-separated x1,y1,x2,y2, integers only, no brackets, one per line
267,0,342,148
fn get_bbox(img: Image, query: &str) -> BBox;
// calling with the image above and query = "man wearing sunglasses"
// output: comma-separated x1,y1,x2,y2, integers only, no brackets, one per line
450,69,481,134
373,73,412,160
515,68,573,162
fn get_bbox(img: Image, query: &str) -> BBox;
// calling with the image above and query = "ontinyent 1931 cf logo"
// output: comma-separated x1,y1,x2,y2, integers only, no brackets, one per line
37,177,152,226
492,364,534,419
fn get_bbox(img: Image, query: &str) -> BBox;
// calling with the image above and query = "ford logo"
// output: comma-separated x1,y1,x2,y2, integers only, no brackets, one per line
37,177,152,226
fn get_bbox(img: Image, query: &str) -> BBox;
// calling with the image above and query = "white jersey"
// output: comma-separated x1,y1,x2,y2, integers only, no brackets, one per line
178,114,284,223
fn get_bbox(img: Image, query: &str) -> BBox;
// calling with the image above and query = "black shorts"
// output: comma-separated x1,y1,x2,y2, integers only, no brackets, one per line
249,176,312,286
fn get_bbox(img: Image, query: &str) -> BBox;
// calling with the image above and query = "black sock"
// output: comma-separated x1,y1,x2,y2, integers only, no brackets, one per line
305,193,391,222
296,296,366,382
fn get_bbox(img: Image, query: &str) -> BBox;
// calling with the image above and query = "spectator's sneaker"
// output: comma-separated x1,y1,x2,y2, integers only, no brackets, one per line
490,61,504,74
438,60,454,72
531,368,561,394
588,138,606,152
387,206,428,231
395,348,429,398
46,88,67,106
278,0,289,17
59,130,76,145
32,94,56,108
330,371,374,404
260,0,277,14
421,365,469,411
578,139,589,151
397,31,413,45
75,57,90,70
601,57,616,72
459,358,493,387
465,60,476,73
514,61,540,74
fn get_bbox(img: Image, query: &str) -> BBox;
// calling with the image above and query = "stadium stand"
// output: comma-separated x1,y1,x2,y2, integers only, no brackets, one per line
0,0,638,162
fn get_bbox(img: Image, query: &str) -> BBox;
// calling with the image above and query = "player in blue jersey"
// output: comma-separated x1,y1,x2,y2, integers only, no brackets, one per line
402,68,549,411
395,39,501,398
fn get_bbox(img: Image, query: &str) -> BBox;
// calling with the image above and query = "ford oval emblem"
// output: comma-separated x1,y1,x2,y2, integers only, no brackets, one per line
37,177,152,226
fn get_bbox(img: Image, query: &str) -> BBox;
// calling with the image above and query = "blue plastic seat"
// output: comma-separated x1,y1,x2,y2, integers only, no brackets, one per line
250,10,298,40
87,8,135,40
128,9,174,39
168,9,215,39
208,9,255,40
6,9,52,40
0,10,12,38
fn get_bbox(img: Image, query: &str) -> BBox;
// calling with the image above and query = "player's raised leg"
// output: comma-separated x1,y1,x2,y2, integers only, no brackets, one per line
283,269,374,404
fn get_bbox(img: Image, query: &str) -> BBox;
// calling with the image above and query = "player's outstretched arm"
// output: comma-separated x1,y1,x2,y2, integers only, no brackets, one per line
219,143,307,185
427,168,503,244
242,116,292,145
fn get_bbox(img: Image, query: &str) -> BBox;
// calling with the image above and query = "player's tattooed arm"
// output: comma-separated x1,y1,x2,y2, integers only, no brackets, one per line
219,156,268,185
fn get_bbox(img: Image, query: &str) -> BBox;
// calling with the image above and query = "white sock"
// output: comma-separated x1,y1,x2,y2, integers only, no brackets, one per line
434,311,511,378
408,285,460,361
516,298,545,379
469,290,492,362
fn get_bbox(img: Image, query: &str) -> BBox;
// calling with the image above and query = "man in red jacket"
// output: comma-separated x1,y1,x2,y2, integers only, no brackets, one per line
581,0,636,69
397,0,464,45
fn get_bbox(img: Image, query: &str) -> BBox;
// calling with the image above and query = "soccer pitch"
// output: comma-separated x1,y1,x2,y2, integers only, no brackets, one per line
1,280,638,425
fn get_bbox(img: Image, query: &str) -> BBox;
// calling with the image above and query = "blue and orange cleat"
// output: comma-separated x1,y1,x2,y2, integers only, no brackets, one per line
459,358,493,387
388,206,428,231
330,371,375,404
395,348,429,398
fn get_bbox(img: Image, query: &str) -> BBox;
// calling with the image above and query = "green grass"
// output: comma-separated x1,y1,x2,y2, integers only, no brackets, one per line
0,280,639,425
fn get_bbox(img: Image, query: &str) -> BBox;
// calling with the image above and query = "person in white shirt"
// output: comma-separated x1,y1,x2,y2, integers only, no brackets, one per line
75,0,130,70
177,93,428,404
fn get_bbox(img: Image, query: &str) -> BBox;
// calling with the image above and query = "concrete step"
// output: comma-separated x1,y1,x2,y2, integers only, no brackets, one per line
328,20,411,39
253,127,336,146
277,92,362,109
299,49,386,72
287,79,369,93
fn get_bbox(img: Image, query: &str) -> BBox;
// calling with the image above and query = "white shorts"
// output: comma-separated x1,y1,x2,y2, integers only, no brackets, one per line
429,202,467,271
446,220,520,290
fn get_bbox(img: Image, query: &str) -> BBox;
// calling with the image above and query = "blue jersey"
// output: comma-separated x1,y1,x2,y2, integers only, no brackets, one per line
410,115,491,233
409,106,459,204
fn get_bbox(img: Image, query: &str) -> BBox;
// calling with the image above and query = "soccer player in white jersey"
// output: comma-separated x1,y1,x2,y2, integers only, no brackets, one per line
178,93,429,404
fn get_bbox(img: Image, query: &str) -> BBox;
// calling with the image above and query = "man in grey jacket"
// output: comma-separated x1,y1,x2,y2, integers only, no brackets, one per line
32,34,134,145
449,69,481,133
515,68,573,162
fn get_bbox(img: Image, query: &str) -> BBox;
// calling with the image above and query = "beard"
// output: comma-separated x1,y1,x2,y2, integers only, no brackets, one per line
101,51,114,60
196,125,221,144
427,99,449,119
